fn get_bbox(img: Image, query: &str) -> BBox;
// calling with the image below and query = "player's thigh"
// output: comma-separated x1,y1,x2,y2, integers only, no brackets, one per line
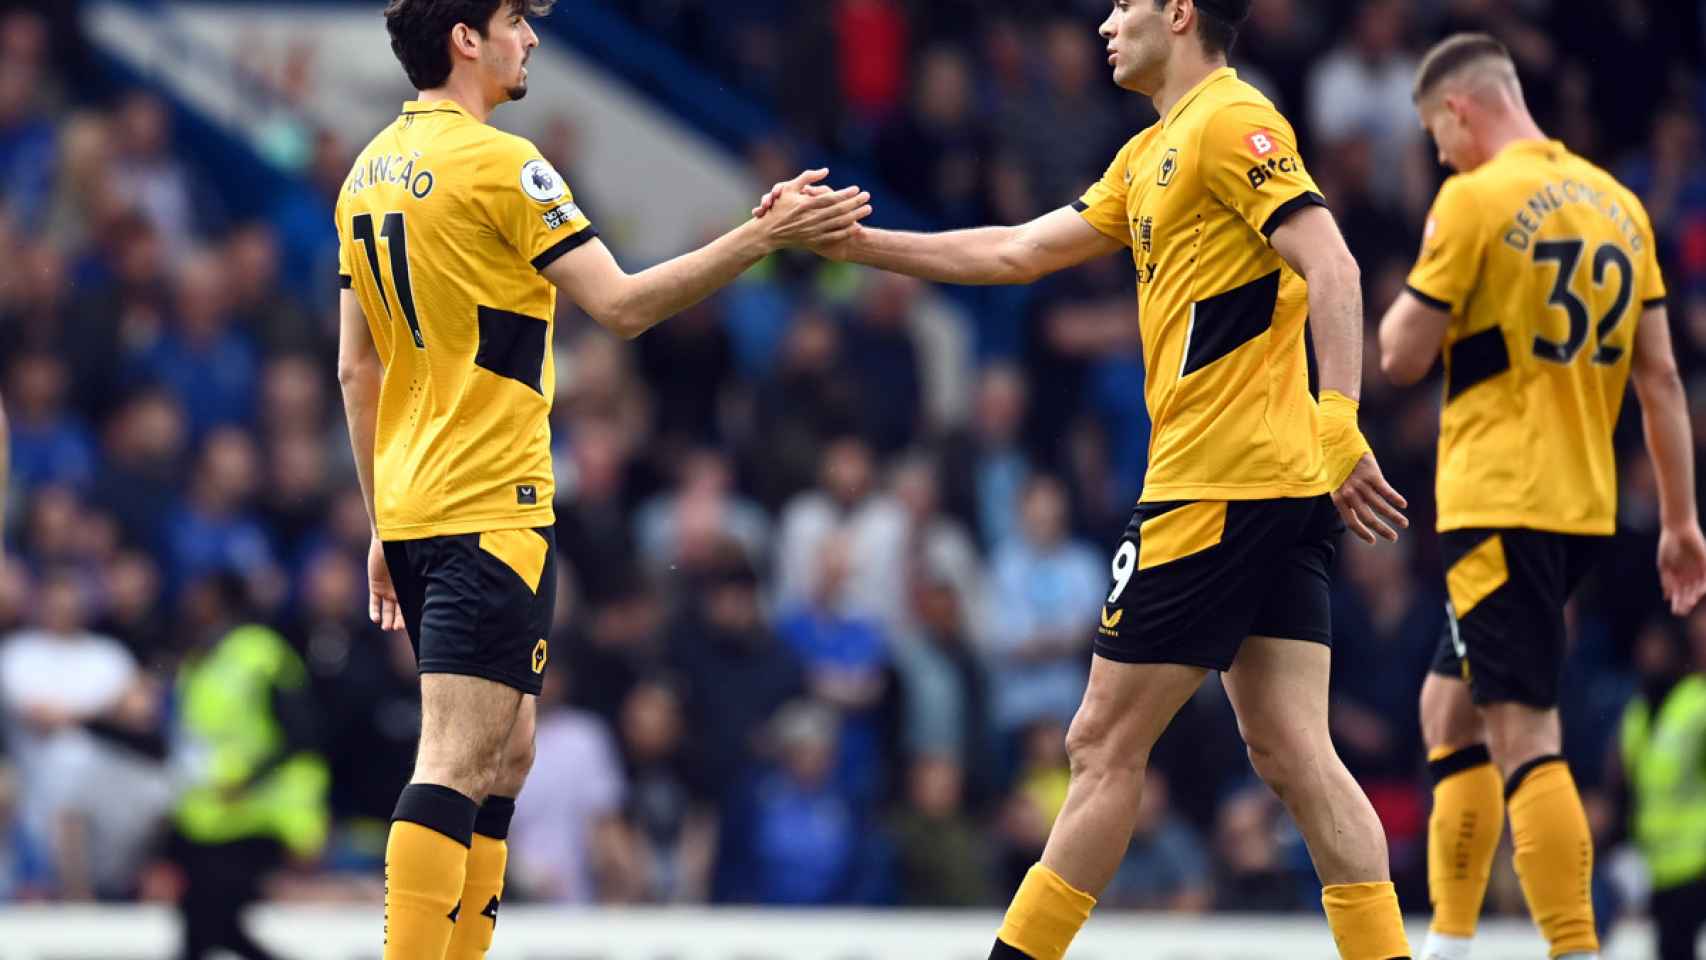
1067,655,1207,767
1419,670,1482,751
417,672,525,772
1441,528,1576,710
1223,634,1334,757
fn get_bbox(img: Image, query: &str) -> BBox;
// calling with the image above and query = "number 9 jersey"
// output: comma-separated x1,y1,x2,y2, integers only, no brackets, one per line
336,99,598,540
1405,139,1665,536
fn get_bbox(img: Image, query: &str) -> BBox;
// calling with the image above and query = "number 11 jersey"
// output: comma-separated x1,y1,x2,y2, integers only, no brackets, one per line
336,99,597,541
1405,138,1665,535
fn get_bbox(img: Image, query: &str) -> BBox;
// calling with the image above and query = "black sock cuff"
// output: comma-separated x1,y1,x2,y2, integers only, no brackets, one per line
392,783,478,847
1427,743,1493,786
1504,753,1566,800
474,795,517,840
990,940,1033,960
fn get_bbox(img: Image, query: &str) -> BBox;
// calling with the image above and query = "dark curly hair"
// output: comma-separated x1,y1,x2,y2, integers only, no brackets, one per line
383,0,555,91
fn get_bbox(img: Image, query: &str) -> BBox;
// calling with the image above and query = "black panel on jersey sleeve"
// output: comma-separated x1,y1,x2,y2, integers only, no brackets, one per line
1071,199,1090,212
1180,269,1281,378
1642,296,1667,308
1445,326,1511,402
531,227,600,272
475,305,548,395
1259,191,1327,239
338,274,352,289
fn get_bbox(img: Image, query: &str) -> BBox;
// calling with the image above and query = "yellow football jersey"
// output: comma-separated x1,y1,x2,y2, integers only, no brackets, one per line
1077,67,1332,503
336,99,597,541
1406,139,1665,535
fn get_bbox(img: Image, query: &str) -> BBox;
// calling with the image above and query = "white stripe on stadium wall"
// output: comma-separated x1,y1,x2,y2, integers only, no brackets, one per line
85,1,758,265
0,906,1692,958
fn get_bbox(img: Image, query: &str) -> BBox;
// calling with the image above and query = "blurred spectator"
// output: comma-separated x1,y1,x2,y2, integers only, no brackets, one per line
670,546,806,804
993,718,1069,890
1306,0,1421,202
91,389,189,553
997,20,1123,210
0,19,55,232
168,573,326,959
1212,786,1310,912
984,475,1101,733
773,434,883,611
0,766,52,901
5,351,97,495
851,452,983,633
508,669,635,904
873,47,986,226
617,678,717,904
1619,615,1706,960
776,531,894,802
718,699,884,905
750,314,864,506
162,429,278,594
555,415,644,606
890,573,997,809
131,251,260,441
224,222,314,355
886,755,993,906
111,91,219,250
1104,770,1212,912
634,447,770,581
0,570,167,899
940,363,1034,551
843,273,927,454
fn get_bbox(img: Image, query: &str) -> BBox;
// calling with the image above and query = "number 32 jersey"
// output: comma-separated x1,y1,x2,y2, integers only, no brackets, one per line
1405,139,1665,535
336,99,597,541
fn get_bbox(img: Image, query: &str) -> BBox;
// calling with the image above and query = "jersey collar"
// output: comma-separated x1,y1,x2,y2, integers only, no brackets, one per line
1164,65,1237,129
401,98,473,119
1494,137,1565,162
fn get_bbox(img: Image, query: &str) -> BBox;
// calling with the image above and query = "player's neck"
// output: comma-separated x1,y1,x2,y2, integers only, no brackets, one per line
416,76,496,124
1151,51,1226,121
1480,113,1549,162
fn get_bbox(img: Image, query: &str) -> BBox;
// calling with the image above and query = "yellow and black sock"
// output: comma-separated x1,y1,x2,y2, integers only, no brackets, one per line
1426,744,1503,938
384,783,478,960
1506,756,1598,957
989,863,1096,960
1322,880,1410,960
444,796,515,960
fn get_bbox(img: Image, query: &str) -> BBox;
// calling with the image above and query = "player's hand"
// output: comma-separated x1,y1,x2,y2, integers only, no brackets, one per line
752,178,832,218
754,169,871,252
1331,453,1409,544
1656,523,1706,616
367,536,404,632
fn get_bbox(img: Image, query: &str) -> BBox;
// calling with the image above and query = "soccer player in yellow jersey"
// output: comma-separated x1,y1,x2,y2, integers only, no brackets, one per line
336,2,870,958
1378,34,1706,960
765,1,1413,957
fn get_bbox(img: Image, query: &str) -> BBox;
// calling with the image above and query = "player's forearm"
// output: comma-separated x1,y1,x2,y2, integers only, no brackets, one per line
337,365,383,534
843,225,1035,286
1636,369,1700,530
604,220,774,339
1306,260,1365,400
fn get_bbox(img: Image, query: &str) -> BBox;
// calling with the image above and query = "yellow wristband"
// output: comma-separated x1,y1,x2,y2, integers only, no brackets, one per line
1318,389,1373,488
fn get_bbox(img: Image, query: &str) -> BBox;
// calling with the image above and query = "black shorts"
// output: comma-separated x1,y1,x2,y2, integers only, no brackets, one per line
1094,495,1342,671
1429,527,1607,707
383,526,558,695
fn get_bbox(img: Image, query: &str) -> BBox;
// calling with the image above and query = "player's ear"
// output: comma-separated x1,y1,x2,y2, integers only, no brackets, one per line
449,21,480,60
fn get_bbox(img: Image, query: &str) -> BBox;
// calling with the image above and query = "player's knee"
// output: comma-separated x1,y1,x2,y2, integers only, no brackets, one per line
1419,675,1480,750
499,728,536,788
413,735,500,800
1064,708,1147,784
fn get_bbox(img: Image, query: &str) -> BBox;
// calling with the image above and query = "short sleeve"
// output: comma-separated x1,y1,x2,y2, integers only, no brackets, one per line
1074,138,1137,247
334,197,353,288
474,135,599,272
1198,103,1326,243
1631,198,1667,309
1405,176,1486,315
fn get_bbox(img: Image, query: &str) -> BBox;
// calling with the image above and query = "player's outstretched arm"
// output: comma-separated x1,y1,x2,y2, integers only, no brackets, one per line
1631,304,1706,614
334,290,402,632
542,169,870,340
1270,205,1409,544
754,186,1121,285
1377,292,1451,386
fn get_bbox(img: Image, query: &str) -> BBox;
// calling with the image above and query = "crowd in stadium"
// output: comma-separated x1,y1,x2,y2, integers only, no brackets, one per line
0,0,1704,924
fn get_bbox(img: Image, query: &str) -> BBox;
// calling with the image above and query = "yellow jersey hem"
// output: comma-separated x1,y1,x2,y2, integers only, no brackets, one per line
1140,478,1332,503
379,508,557,542
1438,514,1614,537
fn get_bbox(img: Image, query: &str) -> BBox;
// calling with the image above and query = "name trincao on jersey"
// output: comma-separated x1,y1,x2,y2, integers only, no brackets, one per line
347,151,436,201
1500,177,1646,255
